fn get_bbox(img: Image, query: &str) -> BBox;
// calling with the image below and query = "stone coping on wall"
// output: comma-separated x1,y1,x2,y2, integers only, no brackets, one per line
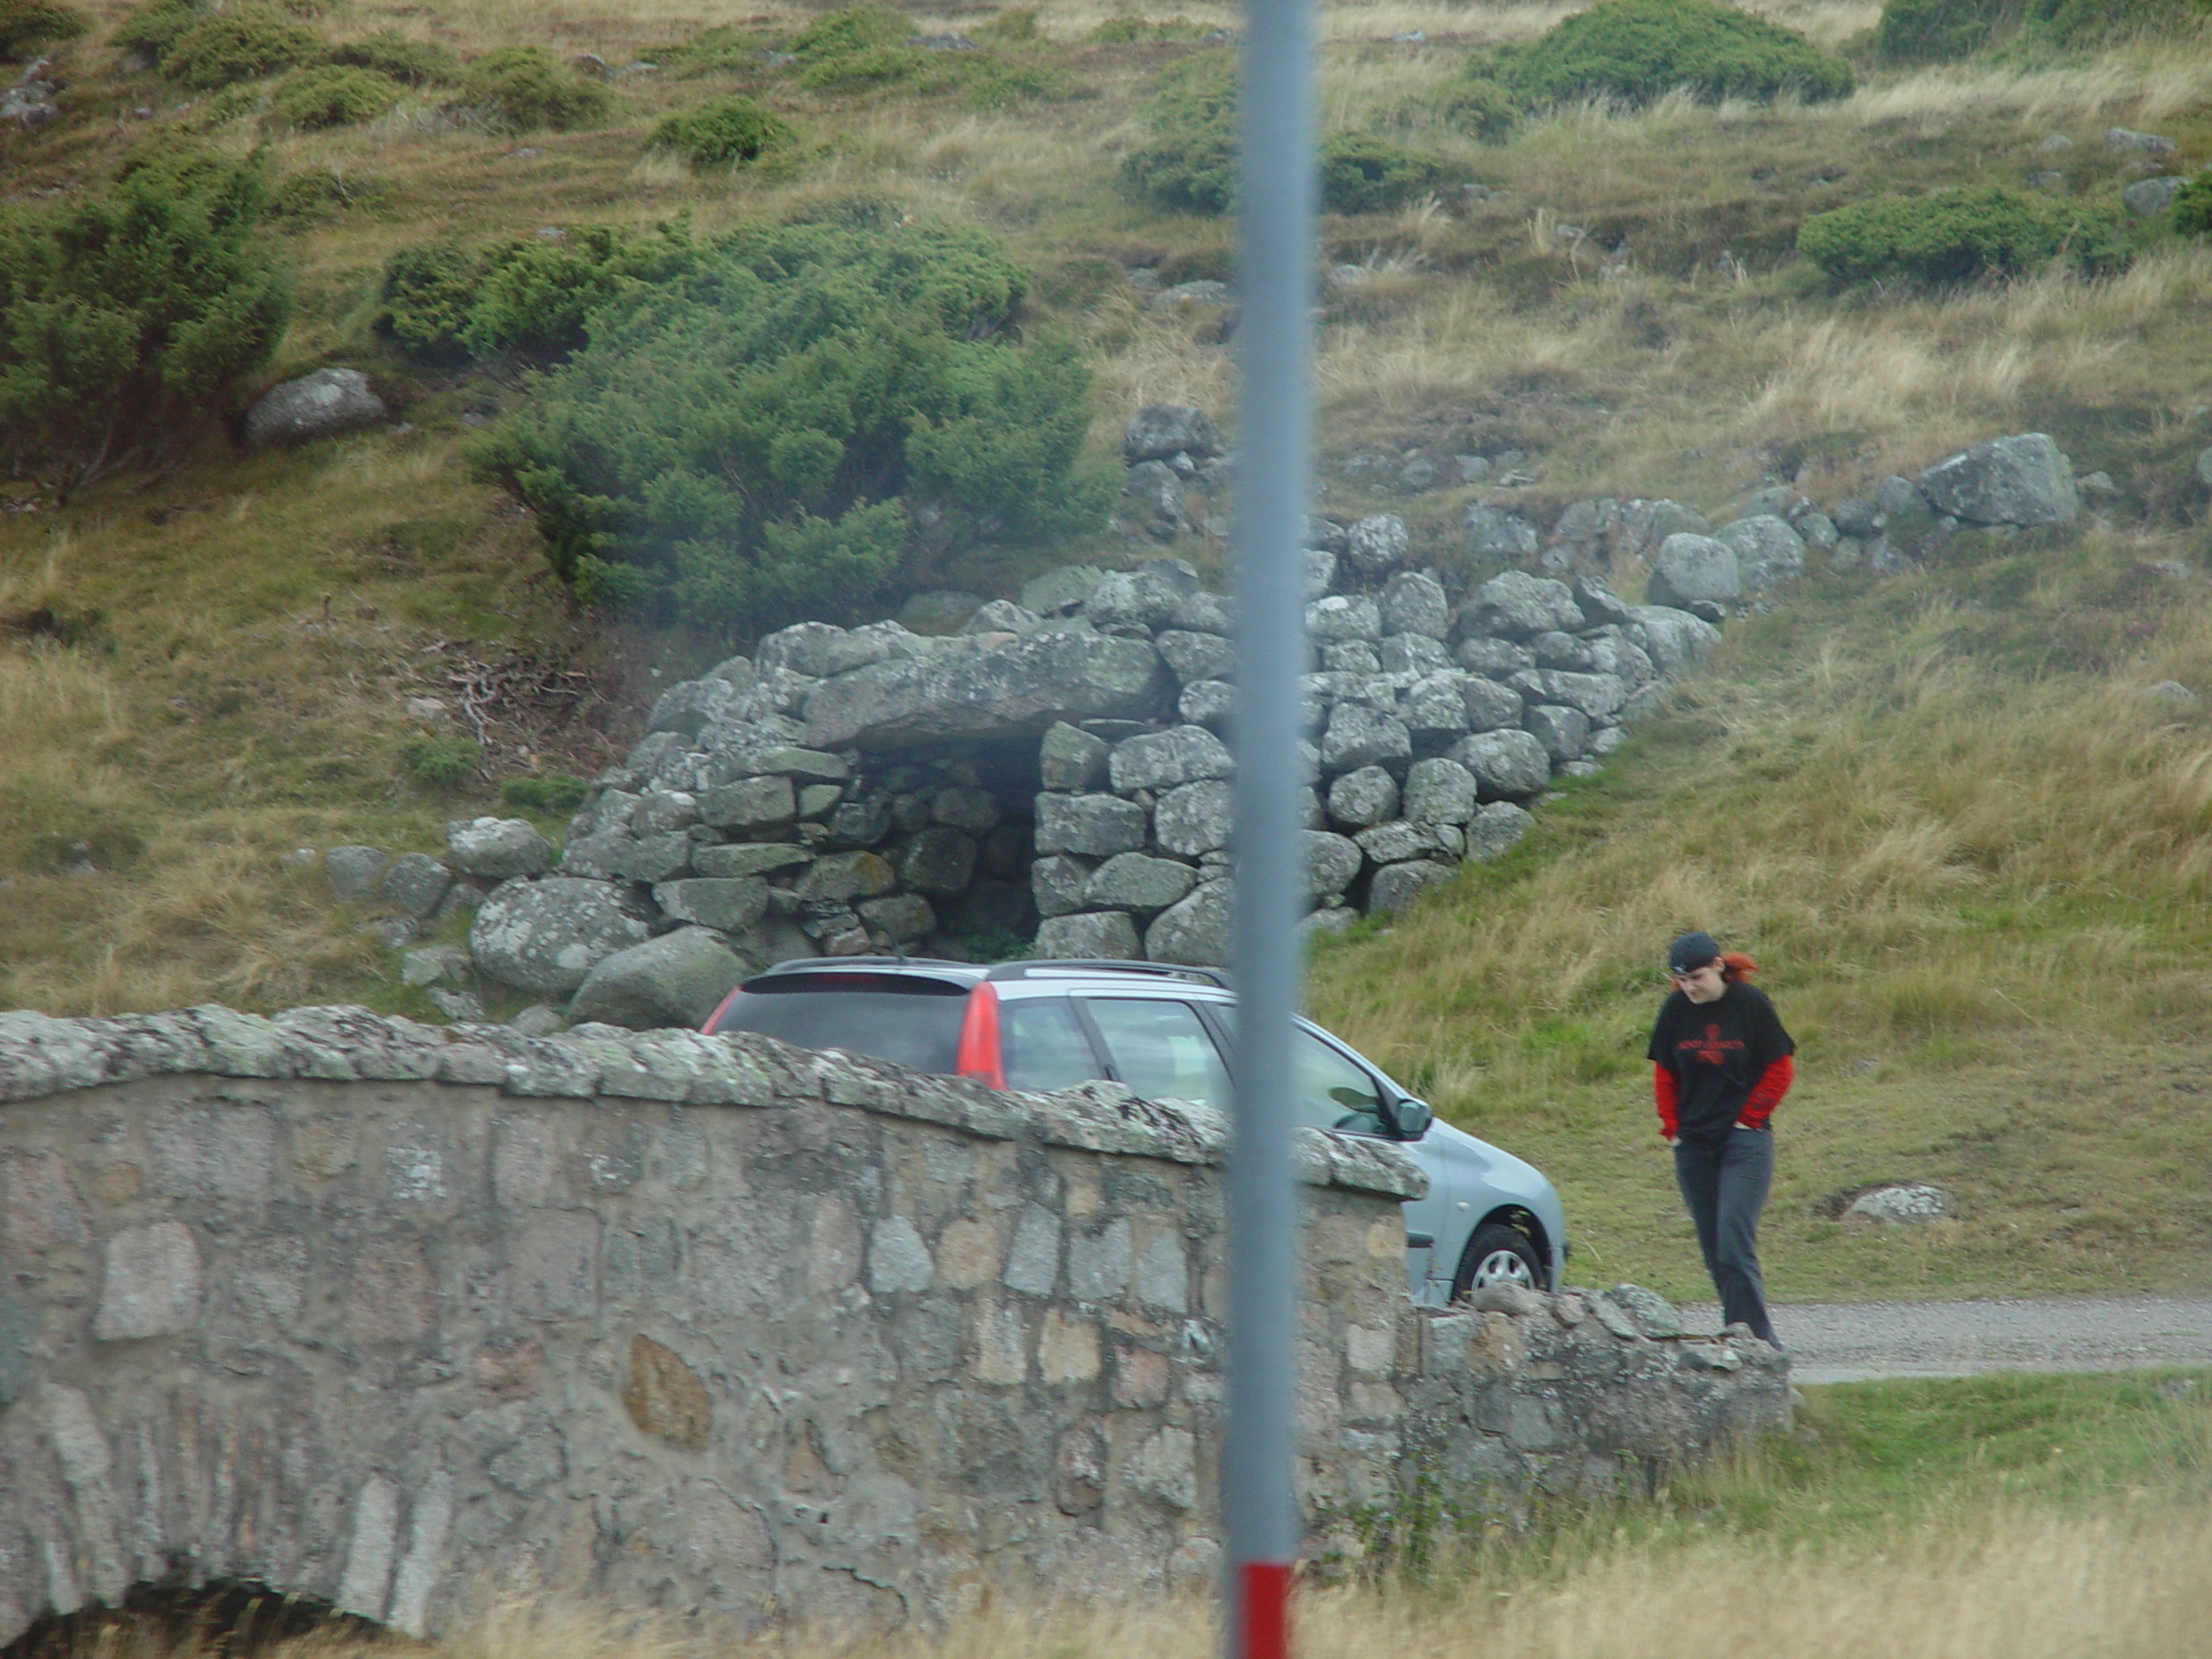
0,1007,1423,1203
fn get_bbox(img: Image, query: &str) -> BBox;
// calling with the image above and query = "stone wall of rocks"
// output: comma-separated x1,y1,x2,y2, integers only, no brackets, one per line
0,1006,1789,1643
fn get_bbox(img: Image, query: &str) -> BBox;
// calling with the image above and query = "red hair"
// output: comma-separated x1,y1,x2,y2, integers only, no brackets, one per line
1719,951,1758,982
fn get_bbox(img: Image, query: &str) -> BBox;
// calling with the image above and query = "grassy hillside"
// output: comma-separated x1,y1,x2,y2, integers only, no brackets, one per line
4,0,2211,1298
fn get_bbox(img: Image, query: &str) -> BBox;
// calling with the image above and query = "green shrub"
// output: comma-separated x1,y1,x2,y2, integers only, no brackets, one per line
791,4,911,60
1433,73,1520,143
1490,0,1853,107
269,62,403,127
1875,0,2212,58
976,8,1039,42
649,95,795,165
401,737,479,790
1797,185,2134,285
326,29,460,85
264,165,387,221
1088,14,1208,41
0,146,291,494
499,772,588,817
1874,0,2012,58
1121,52,1237,212
449,44,610,131
2173,172,2212,238
1319,132,1456,213
661,24,762,73
1,0,84,59
474,218,1112,637
111,0,204,67
378,221,693,361
162,7,321,87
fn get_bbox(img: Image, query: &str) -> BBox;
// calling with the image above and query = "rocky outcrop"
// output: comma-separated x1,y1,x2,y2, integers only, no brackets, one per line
1918,433,2079,528
243,368,389,449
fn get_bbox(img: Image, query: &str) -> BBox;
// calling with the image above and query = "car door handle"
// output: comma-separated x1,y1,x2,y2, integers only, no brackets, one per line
1403,1232,1435,1250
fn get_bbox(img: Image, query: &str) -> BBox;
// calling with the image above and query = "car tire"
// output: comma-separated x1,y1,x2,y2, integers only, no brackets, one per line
1452,1222,1544,1300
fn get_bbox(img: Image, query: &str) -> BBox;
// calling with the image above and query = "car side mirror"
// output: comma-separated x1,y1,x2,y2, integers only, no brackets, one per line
1389,1097,1433,1139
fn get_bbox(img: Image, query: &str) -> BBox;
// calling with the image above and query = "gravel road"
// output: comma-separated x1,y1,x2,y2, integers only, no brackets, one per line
1671,1295,2212,1385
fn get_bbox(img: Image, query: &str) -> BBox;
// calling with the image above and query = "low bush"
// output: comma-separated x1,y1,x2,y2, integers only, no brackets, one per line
0,0,84,59
264,165,387,221
269,62,402,127
2174,173,2212,238
1489,0,1853,108
111,0,204,67
499,772,588,817
649,95,794,165
1874,0,2012,58
401,737,479,791
325,29,459,85
1088,15,1209,41
1876,0,2212,58
1319,132,1457,213
474,218,1112,637
161,6,321,87
378,220,692,361
0,146,291,495
1121,53,1236,212
660,25,766,74
449,44,609,131
1433,73,1520,143
1797,185,2134,285
790,4,910,61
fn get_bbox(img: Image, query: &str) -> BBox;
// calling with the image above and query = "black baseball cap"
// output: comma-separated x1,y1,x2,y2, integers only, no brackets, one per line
1668,931,1722,975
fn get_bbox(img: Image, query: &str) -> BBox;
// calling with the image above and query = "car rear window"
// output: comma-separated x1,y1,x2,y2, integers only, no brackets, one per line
706,974,969,1074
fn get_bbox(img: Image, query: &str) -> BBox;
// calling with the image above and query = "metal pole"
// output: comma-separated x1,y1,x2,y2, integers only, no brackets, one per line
1224,0,1313,1643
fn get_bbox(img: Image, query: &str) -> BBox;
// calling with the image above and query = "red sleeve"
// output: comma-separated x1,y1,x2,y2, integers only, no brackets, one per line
1653,1063,1680,1140
1738,1053,1793,1129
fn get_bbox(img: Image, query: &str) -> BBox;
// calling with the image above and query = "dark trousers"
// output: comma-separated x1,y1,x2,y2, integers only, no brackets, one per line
1673,1128,1779,1348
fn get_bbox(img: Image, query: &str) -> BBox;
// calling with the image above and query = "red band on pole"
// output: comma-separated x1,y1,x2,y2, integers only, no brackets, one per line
1237,1560,1293,1659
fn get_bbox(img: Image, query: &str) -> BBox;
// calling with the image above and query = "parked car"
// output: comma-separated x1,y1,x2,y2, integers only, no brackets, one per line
702,957,1568,1304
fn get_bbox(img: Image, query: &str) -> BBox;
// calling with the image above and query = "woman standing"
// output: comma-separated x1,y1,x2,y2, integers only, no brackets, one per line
1648,931,1795,1349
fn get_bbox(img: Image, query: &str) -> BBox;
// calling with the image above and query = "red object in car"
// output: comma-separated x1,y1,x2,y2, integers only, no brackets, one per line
953,982,1005,1089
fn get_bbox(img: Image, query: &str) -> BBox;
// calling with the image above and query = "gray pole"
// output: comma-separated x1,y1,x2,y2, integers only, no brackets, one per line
1224,0,1313,1642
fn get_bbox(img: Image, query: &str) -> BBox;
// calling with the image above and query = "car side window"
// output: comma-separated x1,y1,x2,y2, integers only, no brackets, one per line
1001,998,1103,1093
1082,998,1231,1112
1291,1027,1388,1135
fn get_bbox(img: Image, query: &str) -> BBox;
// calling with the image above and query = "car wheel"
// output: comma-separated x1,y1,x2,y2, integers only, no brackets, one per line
1452,1222,1543,1300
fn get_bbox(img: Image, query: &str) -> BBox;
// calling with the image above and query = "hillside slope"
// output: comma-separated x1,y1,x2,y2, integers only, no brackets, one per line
3,0,2210,1299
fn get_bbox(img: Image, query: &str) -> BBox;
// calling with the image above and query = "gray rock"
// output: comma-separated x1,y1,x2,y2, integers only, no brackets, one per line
1797,512,1839,549
1304,548,1337,599
1467,570,1581,639
1036,793,1149,858
1148,280,1233,311
1403,757,1477,824
1145,881,1234,966
2196,446,2212,493
1466,800,1534,859
1454,636,1535,679
380,854,453,923
1034,911,1142,960
1522,703,1591,760
1085,853,1198,912
472,878,653,998
1168,588,1235,634
1572,575,1635,627
804,630,1167,750
244,368,386,449
757,621,893,679
1465,503,1540,560
1305,514,1351,556
401,944,473,988
930,785,1001,834
897,827,978,896
652,877,771,933
1646,534,1740,609
1327,766,1399,828
827,798,893,847
1402,671,1472,737
1040,721,1111,791
632,789,700,835
1125,459,1186,523
1154,780,1234,857
1308,594,1382,643
1630,606,1723,677
1155,629,1236,686
858,893,936,940
898,590,985,633
2104,126,2176,157
1618,499,1711,558
1355,820,1451,865
567,927,747,1030
1110,724,1235,792
1717,514,1806,592
1831,498,1879,537
1447,730,1552,800
1343,513,1408,577
1378,570,1448,639
645,677,732,736
1461,677,1524,733
1367,861,1455,915
701,775,798,830
1532,630,1592,671
691,843,808,883
1847,1183,1951,1224
1303,832,1363,902
1087,559,1203,630
1324,640,1382,675
1017,564,1109,616
1919,433,2079,526
793,851,897,902
963,599,1043,635
1876,474,1930,517
1319,702,1412,773
325,846,391,904
1122,405,1222,464
1515,668,1628,721
1379,632,1452,675
1031,854,1095,918
1179,678,1236,731
2124,175,2185,215
445,817,554,880
1606,1283,1684,1338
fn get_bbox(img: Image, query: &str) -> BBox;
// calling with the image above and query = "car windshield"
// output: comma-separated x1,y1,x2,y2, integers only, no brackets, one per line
707,974,969,1074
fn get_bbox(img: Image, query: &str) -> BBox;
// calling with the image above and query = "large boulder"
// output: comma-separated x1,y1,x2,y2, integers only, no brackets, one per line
1086,559,1203,630
1379,570,1449,639
1036,793,1149,858
1145,880,1235,966
1465,503,1540,560
1122,405,1222,464
1343,513,1408,577
755,621,895,678
1447,729,1552,801
1918,433,2079,527
471,877,653,998
1035,910,1141,959
1630,607,1723,677
566,927,748,1030
1085,853,1198,913
1304,831,1363,901
244,368,387,449
1465,571,1581,639
1645,534,1740,609
1716,515,1806,593
1109,724,1234,792
1154,780,1234,857
802,629,1169,749
445,817,554,880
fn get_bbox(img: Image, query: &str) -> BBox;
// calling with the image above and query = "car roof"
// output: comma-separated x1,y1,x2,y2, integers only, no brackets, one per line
737,957,1234,993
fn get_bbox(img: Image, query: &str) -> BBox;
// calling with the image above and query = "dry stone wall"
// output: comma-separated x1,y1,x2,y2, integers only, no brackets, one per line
0,1007,1787,1644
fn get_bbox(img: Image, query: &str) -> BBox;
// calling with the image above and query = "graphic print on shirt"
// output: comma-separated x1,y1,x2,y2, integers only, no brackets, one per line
1678,1023,1746,1066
